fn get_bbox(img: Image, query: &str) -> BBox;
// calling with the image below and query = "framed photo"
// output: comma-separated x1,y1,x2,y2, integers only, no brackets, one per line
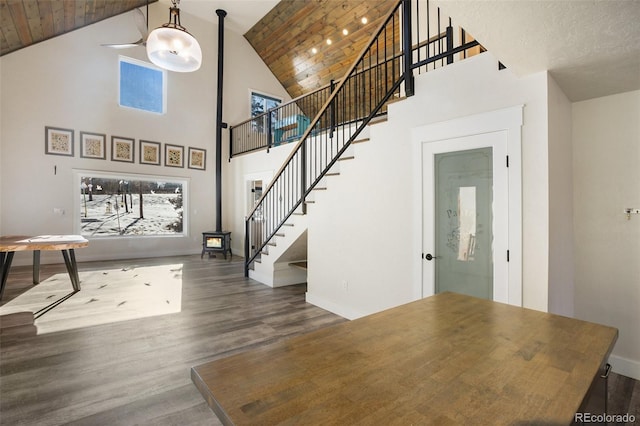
45,126,74,156
140,140,161,165
111,136,135,163
79,131,106,159
165,144,184,168
188,147,206,170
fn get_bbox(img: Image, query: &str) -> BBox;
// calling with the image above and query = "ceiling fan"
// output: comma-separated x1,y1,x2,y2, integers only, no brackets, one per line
101,3,148,49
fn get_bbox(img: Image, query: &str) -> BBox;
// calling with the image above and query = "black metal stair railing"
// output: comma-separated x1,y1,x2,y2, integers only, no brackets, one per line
230,1,482,160
244,0,408,276
241,0,483,276
230,84,334,158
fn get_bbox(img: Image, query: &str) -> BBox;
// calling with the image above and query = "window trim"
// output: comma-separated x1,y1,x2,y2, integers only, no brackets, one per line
73,169,189,239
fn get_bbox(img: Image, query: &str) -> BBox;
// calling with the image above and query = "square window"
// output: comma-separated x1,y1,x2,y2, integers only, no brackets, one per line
119,56,166,114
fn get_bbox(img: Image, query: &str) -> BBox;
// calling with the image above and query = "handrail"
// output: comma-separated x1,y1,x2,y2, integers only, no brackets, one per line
229,26,476,159
241,0,486,276
244,0,405,276
231,82,334,130
245,0,402,222
230,51,403,159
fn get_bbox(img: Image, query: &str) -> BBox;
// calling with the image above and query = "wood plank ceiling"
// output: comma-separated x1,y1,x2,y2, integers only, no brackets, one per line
245,0,397,99
0,0,155,57
1,0,397,102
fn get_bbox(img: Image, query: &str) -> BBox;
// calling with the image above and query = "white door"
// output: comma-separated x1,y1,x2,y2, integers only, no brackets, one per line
422,131,509,302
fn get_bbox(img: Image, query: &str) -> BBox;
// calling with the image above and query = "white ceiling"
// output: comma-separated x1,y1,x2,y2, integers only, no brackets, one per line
170,0,640,102
159,0,279,35
434,0,640,101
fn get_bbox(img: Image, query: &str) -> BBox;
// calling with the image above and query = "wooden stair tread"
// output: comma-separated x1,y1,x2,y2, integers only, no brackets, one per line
289,261,308,270
352,137,370,144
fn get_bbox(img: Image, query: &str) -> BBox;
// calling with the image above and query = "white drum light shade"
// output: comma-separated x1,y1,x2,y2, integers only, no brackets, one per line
146,26,202,72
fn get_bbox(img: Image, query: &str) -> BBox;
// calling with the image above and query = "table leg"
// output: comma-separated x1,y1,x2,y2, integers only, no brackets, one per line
61,249,81,292
1,251,15,301
33,250,41,284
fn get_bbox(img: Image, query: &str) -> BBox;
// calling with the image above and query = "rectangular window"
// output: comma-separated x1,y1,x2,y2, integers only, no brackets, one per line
74,170,188,238
119,56,166,114
250,91,281,134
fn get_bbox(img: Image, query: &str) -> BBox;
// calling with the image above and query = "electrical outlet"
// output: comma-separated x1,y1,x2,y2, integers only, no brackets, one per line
53,208,65,216
341,280,349,292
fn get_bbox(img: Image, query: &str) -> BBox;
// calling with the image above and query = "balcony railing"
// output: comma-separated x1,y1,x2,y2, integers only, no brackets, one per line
230,0,481,160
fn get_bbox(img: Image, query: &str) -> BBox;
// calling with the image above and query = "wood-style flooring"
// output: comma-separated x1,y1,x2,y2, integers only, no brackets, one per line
1,255,638,425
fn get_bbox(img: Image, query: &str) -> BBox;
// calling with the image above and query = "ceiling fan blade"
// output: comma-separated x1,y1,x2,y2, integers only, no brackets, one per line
100,5,147,49
101,39,145,49
133,7,148,40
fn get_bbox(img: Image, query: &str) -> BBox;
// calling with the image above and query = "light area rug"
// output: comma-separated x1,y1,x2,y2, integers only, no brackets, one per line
0,264,183,334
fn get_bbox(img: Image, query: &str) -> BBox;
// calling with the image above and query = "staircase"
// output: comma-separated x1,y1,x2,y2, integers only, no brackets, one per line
247,138,370,286
249,211,307,287
238,0,482,283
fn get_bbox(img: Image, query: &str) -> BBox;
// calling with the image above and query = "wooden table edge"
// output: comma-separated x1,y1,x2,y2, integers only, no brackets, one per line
191,367,234,426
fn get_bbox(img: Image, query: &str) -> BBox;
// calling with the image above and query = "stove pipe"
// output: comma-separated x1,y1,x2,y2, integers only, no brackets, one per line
215,9,227,232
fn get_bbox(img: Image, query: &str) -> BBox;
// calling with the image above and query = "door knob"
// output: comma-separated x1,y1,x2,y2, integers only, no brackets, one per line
425,253,438,261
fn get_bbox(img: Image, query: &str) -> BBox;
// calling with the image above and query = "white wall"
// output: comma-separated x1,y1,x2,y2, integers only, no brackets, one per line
222,27,292,252
0,4,286,265
224,143,297,256
305,52,552,319
573,90,640,380
547,76,575,316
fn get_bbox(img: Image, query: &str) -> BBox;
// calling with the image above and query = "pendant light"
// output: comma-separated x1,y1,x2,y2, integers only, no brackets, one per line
146,0,202,72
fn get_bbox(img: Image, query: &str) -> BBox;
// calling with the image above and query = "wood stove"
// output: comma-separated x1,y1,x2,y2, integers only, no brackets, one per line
201,11,231,262
201,231,231,259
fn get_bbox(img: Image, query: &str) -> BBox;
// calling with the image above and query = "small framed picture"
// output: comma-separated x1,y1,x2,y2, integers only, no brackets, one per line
80,131,106,159
45,126,74,156
112,136,135,163
140,140,161,165
188,147,206,170
165,144,184,168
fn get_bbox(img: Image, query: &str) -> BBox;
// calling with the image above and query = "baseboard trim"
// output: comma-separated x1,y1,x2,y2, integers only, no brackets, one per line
305,292,366,320
610,354,640,381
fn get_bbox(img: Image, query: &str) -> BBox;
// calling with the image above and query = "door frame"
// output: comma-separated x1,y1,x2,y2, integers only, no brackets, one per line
411,106,523,306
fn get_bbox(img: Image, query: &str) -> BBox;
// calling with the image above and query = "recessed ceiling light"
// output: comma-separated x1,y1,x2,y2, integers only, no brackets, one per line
311,47,318,54
361,17,368,24
342,28,349,36
326,39,332,45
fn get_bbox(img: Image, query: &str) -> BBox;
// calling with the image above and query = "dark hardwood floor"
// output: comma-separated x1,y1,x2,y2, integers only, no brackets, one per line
1,254,638,425
1,255,346,425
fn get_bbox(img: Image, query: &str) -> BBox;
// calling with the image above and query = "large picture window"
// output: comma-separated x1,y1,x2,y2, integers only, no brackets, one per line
74,170,188,238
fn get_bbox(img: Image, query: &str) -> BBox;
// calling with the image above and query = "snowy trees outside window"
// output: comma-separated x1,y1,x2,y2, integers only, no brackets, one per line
76,171,187,237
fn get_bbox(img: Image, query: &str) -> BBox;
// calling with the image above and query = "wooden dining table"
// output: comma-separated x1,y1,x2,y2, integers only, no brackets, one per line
0,235,88,300
191,291,618,425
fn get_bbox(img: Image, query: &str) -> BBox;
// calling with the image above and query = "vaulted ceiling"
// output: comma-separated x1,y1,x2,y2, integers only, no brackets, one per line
244,0,396,99
0,0,156,57
1,0,638,102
